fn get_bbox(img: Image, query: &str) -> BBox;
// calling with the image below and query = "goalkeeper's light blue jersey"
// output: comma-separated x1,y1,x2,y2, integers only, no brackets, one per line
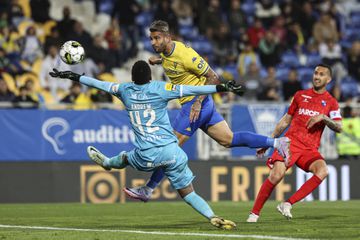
79,76,218,150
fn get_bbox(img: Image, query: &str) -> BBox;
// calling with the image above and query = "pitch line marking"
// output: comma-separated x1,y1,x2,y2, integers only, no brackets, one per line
0,224,313,240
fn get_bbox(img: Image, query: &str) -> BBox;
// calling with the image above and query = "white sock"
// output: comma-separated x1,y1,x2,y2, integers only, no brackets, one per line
273,138,280,148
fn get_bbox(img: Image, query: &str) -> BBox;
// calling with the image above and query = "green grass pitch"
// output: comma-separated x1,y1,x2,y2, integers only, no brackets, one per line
0,201,359,240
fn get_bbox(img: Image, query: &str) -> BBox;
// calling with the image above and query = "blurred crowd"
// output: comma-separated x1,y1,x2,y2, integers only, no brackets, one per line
0,0,359,110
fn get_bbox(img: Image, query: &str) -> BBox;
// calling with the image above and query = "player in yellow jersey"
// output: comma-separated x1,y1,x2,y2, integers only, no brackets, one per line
123,20,291,202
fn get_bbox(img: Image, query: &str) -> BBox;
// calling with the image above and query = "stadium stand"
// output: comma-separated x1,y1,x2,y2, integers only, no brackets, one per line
0,0,359,109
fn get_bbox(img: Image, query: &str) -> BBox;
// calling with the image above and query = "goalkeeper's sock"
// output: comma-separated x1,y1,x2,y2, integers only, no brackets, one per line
105,151,127,169
230,131,275,148
287,175,322,205
146,168,165,190
183,191,214,219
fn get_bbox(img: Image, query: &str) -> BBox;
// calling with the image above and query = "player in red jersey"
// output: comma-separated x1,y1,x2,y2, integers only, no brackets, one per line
247,64,343,222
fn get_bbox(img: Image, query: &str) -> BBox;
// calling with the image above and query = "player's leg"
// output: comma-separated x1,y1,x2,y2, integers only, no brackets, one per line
123,110,194,201
283,159,327,207
123,167,165,202
278,153,327,219
205,119,290,160
163,144,235,230
87,146,128,170
178,184,236,230
247,161,287,222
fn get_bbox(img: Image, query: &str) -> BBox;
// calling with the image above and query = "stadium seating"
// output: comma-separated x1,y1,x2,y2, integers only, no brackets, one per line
18,0,31,18
241,2,256,16
343,28,360,42
179,25,199,41
276,67,290,82
142,37,153,53
222,64,239,82
341,77,359,98
305,54,322,68
280,52,300,68
297,67,314,89
98,73,118,83
1,73,18,95
39,89,56,106
17,20,35,36
17,73,42,92
190,38,213,55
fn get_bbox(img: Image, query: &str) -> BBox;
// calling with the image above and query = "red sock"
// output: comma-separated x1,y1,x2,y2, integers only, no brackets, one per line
287,175,322,205
251,179,275,215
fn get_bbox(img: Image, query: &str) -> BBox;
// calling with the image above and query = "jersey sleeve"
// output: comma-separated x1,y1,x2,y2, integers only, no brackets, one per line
287,92,299,115
329,99,342,120
159,82,217,101
79,76,112,92
80,76,125,99
183,46,210,76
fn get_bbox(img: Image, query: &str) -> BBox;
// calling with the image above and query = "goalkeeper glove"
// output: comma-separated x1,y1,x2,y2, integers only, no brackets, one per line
216,80,245,96
49,68,82,82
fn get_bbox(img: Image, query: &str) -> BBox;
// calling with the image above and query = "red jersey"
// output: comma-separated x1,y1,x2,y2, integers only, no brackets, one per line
285,88,341,150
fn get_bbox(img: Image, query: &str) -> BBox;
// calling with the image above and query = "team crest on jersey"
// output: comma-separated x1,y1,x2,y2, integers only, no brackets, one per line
321,100,327,106
165,83,176,91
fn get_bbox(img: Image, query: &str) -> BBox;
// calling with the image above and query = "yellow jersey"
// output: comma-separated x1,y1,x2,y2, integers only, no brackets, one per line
160,41,209,104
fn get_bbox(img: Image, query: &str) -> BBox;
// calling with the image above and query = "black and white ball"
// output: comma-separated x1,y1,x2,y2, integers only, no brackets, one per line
59,40,85,65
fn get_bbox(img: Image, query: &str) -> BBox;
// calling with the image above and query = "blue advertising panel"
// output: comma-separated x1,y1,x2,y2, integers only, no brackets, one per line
231,104,287,157
0,104,289,161
0,109,197,161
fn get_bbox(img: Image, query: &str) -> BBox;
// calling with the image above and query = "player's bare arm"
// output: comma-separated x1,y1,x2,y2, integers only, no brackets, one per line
271,114,293,138
256,114,292,157
148,56,162,65
306,114,342,133
189,68,221,122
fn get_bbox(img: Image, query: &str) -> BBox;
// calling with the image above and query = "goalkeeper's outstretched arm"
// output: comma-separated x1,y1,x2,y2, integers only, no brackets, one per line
49,68,113,93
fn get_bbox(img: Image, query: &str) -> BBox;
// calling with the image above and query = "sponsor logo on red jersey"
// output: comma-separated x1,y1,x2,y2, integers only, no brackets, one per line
298,108,320,117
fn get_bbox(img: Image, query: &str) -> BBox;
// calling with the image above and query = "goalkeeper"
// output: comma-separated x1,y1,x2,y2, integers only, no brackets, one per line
49,60,243,230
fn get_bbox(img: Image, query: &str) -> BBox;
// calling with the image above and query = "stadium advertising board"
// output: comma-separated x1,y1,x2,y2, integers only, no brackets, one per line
0,106,339,160
0,109,196,160
0,160,357,203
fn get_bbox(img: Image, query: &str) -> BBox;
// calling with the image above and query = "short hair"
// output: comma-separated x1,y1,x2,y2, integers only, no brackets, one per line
132,60,152,85
316,63,332,77
149,20,169,33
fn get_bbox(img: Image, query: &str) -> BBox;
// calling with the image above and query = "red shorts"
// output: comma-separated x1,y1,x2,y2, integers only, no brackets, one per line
267,143,324,172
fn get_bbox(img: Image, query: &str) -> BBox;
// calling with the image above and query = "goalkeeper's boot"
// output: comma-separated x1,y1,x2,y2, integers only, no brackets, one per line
210,216,236,230
87,146,111,171
277,202,292,220
123,186,152,202
276,137,291,166
246,213,259,223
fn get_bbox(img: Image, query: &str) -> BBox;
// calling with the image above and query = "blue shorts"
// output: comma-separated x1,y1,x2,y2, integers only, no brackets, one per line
126,142,195,190
173,95,224,137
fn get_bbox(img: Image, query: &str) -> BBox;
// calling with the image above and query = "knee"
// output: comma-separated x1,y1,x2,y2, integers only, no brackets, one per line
215,137,232,148
269,171,285,184
221,140,232,148
219,133,234,148
315,166,328,180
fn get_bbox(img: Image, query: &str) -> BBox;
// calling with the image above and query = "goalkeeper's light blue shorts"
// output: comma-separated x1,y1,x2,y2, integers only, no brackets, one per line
173,95,224,137
126,142,195,190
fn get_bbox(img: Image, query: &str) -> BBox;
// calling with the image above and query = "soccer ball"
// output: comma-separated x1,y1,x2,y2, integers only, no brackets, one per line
59,40,85,65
